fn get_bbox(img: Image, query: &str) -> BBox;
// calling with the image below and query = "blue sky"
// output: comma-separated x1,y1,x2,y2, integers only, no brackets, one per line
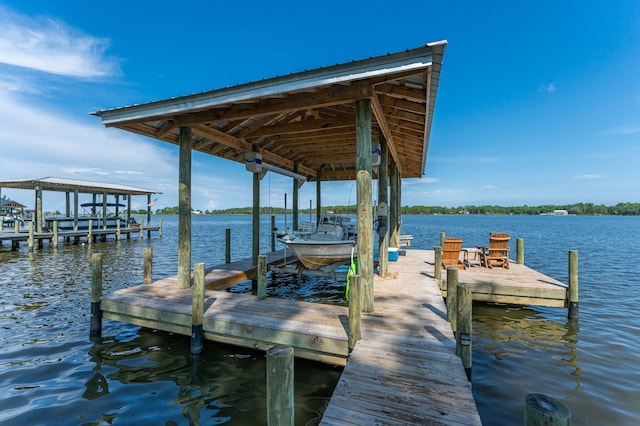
0,1,638,212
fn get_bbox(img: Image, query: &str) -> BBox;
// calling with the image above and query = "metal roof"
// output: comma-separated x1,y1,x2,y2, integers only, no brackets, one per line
0,177,160,196
93,41,447,181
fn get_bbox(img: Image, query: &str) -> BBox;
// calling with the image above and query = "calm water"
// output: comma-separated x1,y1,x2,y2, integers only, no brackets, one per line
1,215,639,425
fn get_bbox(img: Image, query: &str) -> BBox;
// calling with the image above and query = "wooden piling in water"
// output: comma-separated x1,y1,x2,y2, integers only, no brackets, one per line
88,220,93,244
271,216,276,253
53,221,58,248
90,253,103,337
225,228,231,264
524,393,571,425
440,231,445,247
456,283,472,381
28,221,34,252
191,262,205,356
516,238,524,264
143,247,153,284
434,246,442,282
257,255,267,300
446,268,458,333
568,250,579,320
266,345,295,426
348,274,362,352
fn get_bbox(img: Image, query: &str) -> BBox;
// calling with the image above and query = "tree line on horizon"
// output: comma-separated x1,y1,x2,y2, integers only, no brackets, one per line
152,202,640,216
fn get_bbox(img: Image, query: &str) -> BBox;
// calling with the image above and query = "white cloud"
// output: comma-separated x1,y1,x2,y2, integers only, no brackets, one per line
538,82,557,94
0,6,119,78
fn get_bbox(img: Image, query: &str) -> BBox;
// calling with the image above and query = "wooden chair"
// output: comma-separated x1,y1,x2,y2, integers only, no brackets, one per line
442,237,466,270
478,233,511,269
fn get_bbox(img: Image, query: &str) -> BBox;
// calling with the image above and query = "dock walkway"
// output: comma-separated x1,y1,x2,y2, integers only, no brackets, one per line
98,248,571,424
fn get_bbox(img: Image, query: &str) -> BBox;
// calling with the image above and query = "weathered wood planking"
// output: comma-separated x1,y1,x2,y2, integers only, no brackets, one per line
429,250,568,307
321,249,481,425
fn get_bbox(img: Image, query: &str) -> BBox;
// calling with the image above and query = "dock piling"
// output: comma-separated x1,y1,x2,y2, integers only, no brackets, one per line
568,250,579,320
517,237,524,264
456,283,472,381
446,268,458,333
440,231,445,247
143,247,153,284
28,221,34,252
266,345,295,426
90,253,103,337
257,255,267,300
525,393,571,425
191,262,205,357
225,228,231,264
348,274,362,352
434,246,442,282
53,221,58,249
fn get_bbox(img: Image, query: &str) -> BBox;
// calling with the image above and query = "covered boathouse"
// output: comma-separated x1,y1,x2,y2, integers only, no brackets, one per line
91,41,484,424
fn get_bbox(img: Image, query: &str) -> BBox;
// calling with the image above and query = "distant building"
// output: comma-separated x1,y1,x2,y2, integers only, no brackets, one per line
553,209,569,216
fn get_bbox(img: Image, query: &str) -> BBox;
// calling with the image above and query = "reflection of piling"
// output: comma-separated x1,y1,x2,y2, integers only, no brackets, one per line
267,345,295,426
90,253,103,337
456,283,472,381
191,262,205,357
525,393,571,425
348,274,362,352
568,250,579,320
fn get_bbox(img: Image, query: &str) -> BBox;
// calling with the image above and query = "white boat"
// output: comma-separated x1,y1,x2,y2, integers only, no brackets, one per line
278,215,357,270
44,202,128,231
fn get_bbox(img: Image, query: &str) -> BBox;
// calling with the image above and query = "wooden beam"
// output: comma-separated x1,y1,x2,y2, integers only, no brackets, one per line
371,93,401,175
172,83,374,127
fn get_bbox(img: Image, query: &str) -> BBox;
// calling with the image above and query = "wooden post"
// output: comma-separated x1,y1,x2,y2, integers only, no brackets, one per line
28,221,34,252
52,221,58,248
434,246,442,282
446,268,458,333
139,219,144,239
143,247,153,284
116,216,121,241
356,99,374,313
252,172,260,266
270,215,276,252
14,218,19,234
292,164,299,231
257,255,267,300
316,168,322,227
456,283,472,381
90,253,103,337
159,219,163,237
191,262,205,356
525,393,571,425
266,345,295,426
378,130,389,277
225,228,231,264
88,219,93,244
35,185,43,233
102,192,108,230
440,232,445,247
517,238,524,264
146,194,152,239
568,250,579,320
389,161,399,248
178,126,192,290
348,274,362,352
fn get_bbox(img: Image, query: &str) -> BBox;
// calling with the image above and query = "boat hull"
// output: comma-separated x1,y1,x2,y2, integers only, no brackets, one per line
282,240,357,270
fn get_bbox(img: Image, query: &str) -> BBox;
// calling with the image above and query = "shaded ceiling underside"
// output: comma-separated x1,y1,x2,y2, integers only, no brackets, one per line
94,42,447,182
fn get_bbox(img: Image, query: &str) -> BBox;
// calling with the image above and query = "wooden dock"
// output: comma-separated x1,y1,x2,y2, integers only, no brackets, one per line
97,248,571,424
0,224,161,250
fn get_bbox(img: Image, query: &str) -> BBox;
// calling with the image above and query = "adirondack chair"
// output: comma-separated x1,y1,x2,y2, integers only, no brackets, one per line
478,233,511,269
442,237,466,270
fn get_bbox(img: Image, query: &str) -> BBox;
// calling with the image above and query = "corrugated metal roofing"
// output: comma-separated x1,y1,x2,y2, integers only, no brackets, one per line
0,177,159,196
93,41,447,181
